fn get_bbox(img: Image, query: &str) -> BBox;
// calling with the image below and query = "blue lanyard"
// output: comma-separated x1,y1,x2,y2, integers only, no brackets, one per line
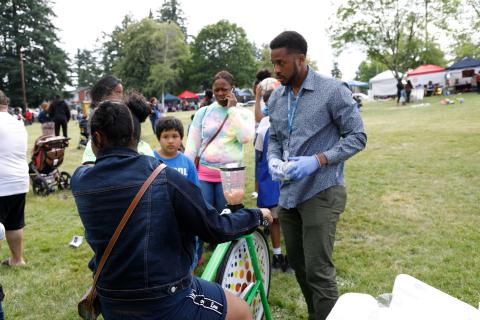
287,86,303,134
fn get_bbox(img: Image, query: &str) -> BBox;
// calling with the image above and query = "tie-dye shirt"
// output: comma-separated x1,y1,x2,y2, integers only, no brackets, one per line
185,102,255,168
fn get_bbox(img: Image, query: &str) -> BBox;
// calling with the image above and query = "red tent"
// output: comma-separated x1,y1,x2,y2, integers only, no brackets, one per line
177,90,199,99
407,64,444,76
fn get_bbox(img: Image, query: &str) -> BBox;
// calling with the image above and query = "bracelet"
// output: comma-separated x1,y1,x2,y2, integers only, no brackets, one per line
227,203,244,212
314,154,322,168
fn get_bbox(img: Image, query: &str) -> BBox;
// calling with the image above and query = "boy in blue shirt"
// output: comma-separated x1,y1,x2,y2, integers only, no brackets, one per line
154,116,199,186
154,116,201,271
255,90,292,273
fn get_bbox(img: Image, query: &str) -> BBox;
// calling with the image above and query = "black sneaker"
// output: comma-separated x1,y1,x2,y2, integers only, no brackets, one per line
272,254,285,272
282,255,295,274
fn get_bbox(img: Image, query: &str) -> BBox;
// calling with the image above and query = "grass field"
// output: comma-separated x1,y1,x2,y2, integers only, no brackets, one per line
1,93,479,319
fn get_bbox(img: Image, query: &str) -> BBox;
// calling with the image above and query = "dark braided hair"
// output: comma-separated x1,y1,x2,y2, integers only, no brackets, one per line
90,101,134,148
90,92,150,148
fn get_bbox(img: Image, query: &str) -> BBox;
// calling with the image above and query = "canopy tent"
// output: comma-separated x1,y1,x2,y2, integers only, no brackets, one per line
407,64,445,88
347,80,369,88
407,64,444,76
446,57,480,70
162,92,180,102
369,70,401,97
445,57,480,88
177,90,199,99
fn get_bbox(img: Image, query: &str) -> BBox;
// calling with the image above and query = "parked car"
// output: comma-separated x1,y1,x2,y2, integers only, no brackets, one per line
244,100,256,107
352,93,370,101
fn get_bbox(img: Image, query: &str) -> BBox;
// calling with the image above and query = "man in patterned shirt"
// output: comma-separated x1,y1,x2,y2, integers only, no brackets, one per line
267,31,367,320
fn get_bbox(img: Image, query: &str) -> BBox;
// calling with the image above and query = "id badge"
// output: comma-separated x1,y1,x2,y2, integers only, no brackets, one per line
283,149,290,161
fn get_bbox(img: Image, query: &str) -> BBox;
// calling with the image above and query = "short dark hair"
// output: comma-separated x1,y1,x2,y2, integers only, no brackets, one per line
270,31,308,55
254,69,272,86
212,70,234,86
91,75,122,107
155,116,184,140
205,89,213,99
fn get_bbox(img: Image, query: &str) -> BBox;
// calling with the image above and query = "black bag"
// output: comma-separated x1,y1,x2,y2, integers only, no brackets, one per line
78,287,100,320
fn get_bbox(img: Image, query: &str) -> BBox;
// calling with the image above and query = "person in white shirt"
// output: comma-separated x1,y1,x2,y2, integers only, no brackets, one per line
0,90,28,266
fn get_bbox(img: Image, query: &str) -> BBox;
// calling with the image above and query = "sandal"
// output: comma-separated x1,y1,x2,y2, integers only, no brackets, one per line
1,258,11,266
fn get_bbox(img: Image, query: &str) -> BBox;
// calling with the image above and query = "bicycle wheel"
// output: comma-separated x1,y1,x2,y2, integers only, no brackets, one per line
215,230,271,320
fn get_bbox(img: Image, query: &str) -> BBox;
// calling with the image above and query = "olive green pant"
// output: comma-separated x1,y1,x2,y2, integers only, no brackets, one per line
279,186,347,320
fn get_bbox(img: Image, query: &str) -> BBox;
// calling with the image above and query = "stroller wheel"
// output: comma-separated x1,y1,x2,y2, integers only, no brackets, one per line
58,171,71,190
32,178,49,197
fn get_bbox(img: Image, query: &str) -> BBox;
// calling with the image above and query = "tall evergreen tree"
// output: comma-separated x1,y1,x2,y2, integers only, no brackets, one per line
100,15,133,74
74,49,102,88
156,0,187,39
0,0,70,109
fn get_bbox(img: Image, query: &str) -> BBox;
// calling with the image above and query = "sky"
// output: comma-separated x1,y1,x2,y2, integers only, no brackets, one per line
52,0,365,83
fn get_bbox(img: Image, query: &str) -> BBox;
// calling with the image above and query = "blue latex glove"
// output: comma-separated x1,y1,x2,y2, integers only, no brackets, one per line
286,156,320,181
268,158,285,181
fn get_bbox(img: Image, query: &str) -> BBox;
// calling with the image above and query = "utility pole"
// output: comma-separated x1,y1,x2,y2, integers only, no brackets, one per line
161,32,169,111
19,47,28,110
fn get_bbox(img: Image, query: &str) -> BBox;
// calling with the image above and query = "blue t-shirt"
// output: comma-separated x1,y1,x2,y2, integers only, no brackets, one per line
153,150,200,186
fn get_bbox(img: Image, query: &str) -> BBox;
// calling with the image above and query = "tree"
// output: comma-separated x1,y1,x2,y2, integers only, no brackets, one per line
156,0,187,39
100,14,134,74
331,61,342,79
446,0,480,60
451,34,480,60
255,43,273,72
112,18,188,97
0,0,70,109
74,49,102,88
330,0,453,77
355,59,387,82
188,20,257,89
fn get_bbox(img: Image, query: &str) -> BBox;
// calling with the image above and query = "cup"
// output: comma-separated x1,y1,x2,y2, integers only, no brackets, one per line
220,164,246,205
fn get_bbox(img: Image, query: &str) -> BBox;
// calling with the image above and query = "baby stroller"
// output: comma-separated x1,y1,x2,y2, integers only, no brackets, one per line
77,118,89,149
29,135,71,196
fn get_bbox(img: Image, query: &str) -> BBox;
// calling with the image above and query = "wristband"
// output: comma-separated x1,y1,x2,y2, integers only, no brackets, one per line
315,154,323,168
227,203,244,212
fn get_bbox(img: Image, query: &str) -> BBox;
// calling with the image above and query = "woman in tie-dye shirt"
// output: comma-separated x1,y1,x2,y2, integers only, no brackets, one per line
185,71,255,213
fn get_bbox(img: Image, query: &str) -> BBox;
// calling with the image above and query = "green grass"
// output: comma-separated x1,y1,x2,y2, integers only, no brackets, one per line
1,93,479,319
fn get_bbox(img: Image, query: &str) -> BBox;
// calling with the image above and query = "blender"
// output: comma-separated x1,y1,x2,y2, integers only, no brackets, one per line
220,163,246,205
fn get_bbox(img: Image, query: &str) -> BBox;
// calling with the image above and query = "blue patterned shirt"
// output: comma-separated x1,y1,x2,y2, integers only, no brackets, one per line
267,67,367,208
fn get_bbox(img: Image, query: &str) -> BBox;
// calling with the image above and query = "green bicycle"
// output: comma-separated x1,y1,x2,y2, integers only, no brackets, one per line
200,164,272,320
201,228,272,320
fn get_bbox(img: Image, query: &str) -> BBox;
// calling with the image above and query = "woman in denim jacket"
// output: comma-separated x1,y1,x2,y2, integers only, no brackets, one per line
71,100,272,320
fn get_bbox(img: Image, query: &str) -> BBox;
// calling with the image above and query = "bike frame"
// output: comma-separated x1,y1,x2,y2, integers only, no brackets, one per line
201,233,272,320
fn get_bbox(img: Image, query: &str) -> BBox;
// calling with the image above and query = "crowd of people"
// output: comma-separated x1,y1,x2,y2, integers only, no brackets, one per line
0,31,367,320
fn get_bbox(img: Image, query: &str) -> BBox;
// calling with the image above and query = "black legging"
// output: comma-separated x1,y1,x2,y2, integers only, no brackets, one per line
54,120,68,137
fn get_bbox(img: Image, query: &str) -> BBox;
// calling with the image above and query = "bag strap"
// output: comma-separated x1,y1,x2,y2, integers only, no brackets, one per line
198,113,229,160
87,163,167,302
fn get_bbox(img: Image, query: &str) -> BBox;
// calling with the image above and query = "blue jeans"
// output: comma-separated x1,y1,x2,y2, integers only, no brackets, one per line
199,180,226,213
0,301,4,320
198,180,227,252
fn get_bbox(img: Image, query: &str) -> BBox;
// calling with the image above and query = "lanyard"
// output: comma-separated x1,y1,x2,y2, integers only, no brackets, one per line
287,86,303,135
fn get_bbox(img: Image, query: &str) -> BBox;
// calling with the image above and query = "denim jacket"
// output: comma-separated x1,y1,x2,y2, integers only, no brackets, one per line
71,147,262,301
